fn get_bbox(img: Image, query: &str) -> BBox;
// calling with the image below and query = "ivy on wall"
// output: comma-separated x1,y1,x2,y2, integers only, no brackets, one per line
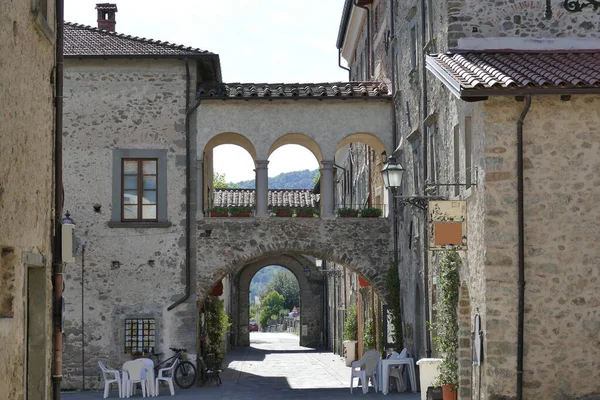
204,295,231,365
430,251,461,386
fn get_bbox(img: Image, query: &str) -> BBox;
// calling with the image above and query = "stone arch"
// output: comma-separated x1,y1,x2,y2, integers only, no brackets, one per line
336,132,387,160
267,133,323,165
458,282,472,399
232,253,323,347
204,132,258,164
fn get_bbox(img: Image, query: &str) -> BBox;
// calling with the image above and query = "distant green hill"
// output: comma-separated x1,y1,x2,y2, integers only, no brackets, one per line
249,265,285,304
235,169,319,189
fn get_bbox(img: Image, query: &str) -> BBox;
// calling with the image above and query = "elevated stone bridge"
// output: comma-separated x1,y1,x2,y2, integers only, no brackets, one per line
196,217,394,301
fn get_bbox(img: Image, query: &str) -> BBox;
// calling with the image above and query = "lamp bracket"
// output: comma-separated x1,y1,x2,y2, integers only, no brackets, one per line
394,195,446,211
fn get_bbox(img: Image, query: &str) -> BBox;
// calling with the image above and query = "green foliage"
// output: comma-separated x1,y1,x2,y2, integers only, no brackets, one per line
210,206,229,214
260,269,300,311
258,291,285,329
313,171,320,186
431,251,461,386
359,207,383,217
204,295,231,365
337,207,360,217
295,207,319,217
343,304,358,341
249,266,284,304
363,318,375,350
213,172,236,189
228,206,253,215
386,262,403,350
236,169,319,189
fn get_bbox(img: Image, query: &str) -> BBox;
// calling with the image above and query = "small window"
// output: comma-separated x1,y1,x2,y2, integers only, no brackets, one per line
122,159,158,221
111,149,168,227
410,138,421,193
410,22,418,71
454,125,461,196
427,124,437,185
124,318,156,354
465,117,472,189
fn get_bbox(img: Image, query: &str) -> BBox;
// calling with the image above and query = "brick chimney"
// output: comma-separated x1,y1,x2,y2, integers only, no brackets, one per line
96,3,117,32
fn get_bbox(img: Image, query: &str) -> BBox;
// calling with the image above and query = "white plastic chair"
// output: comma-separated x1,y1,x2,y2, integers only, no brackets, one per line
155,360,177,396
122,360,149,398
98,360,122,399
387,348,408,392
350,349,380,394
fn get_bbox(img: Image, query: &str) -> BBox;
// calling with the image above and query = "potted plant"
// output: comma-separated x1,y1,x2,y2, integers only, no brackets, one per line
229,206,253,217
210,206,229,217
131,350,150,360
359,207,383,218
271,206,293,217
430,251,461,400
295,207,319,218
343,304,359,366
337,207,360,218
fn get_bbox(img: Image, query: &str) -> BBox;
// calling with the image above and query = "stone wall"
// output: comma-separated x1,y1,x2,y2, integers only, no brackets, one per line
447,0,600,48
61,58,194,389
196,217,393,303
0,2,56,399
482,95,600,400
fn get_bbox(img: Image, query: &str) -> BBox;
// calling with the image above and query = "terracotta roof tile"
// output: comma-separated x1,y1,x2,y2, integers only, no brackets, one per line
213,189,319,208
426,51,600,97
64,22,213,57
197,82,390,100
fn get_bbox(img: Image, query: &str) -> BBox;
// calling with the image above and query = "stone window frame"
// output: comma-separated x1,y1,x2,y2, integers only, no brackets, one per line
31,0,55,43
424,113,438,187
118,314,161,355
464,116,473,190
407,129,421,194
409,16,418,73
109,149,170,228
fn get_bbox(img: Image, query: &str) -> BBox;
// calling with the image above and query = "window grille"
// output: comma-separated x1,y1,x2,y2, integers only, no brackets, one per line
124,318,155,354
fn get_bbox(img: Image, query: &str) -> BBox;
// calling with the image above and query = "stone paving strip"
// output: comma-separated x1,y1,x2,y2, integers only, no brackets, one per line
62,332,420,399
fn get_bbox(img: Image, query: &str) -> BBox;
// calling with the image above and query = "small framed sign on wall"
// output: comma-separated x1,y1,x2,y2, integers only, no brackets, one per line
428,201,467,251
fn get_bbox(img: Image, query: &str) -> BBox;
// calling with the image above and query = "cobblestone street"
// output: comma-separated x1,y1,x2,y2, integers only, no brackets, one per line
62,332,420,400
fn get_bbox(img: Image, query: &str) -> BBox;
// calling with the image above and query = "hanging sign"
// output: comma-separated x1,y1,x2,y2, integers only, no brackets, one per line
428,201,467,251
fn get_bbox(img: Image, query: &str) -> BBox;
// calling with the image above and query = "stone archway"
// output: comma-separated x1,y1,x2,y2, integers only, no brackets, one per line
232,254,323,347
196,217,393,304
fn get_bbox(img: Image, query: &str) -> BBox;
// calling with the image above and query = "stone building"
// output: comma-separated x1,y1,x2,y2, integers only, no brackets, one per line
0,1,58,399
60,3,396,391
61,6,221,388
337,0,600,399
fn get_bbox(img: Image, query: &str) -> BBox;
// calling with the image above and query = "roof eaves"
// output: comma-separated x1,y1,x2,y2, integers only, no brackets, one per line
425,55,463,100
336,0,354,49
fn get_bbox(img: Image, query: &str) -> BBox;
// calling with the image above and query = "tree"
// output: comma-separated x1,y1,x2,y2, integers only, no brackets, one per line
213,172,237,189
260,269,300,311
258,290,285,329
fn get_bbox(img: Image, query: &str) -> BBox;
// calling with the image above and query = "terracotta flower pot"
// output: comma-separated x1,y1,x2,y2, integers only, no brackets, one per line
441,384,457,400
275,210,292,217
210,211,227,217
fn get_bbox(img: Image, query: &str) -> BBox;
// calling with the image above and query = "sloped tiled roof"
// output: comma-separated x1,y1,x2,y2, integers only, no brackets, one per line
213,189,319,208
426,51,600,99
197,82,390,100
64,22,214,57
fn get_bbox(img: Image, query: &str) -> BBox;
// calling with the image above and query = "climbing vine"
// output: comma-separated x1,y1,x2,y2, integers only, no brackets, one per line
363,318,375,350
343,304,358,341
386,261,403,350
431,251,461,386
204,295,231,365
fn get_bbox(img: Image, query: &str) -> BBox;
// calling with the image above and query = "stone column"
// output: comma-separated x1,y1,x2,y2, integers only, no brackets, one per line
255,160,269,217
320,160,335,218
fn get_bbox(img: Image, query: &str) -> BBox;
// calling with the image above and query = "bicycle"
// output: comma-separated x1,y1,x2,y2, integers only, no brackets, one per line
150,347,197,389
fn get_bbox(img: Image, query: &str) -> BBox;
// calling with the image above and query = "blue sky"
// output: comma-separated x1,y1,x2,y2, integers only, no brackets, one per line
65,0,348,182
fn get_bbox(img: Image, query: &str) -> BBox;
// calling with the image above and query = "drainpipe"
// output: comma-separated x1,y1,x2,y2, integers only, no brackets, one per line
389,0,398,150
80,241,86,390
354,1,372,78
168,59,201,311
338,49,351,80
52,0,65,397
420,0,432,359
516,95,531,400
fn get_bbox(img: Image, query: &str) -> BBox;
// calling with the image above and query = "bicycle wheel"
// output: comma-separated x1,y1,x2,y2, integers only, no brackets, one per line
174,360,197,389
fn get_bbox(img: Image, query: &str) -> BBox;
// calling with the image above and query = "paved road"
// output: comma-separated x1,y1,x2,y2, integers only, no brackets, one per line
62,332,421,399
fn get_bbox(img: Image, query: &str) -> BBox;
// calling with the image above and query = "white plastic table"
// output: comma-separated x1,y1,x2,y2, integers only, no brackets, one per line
378,357,417,395
123,358,156,397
